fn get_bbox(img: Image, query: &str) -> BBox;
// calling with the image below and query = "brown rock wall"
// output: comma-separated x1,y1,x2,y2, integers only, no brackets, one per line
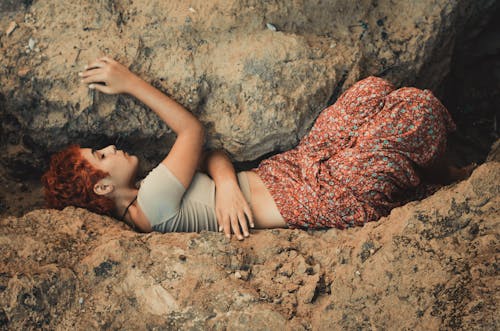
0,0,497,177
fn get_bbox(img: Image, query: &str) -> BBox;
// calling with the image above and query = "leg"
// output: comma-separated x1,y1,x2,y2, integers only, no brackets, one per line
357,87,457,168
314,86,459,226
319,145,420,228
297,76,395,156
251,76,400,230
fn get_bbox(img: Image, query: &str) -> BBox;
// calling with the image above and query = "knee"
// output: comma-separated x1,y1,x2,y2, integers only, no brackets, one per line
342,76,395,101
387,86,425,98
358,75,395,91
337,75,395,105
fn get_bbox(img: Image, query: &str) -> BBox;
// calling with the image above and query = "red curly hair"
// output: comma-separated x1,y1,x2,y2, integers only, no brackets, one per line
40,144,116,217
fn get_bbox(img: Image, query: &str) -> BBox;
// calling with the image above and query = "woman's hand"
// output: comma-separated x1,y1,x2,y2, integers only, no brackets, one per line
79,56,140,94
215,180,254,240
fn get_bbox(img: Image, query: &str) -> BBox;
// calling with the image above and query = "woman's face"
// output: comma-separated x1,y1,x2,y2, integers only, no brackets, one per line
80,145,139,188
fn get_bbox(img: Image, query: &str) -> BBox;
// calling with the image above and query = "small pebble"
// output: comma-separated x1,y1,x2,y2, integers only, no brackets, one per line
188,7,196,13
6,21,17,36
239,270,250,281
79,297,84,305
266,23,277,31
369,249,375,254
17,67,30,76
28,38,36,50
235,271,242,279
355,270,361,276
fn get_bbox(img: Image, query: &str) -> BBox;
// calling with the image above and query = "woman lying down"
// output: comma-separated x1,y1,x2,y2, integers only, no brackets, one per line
41,56,475,240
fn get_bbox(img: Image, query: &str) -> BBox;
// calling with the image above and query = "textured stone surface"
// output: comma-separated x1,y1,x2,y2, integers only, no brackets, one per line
0,160,498,330
1,2,499,328
0,0,498,178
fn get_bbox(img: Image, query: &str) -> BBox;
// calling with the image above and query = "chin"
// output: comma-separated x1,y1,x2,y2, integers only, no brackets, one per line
129,160,140,180
129,154,139,165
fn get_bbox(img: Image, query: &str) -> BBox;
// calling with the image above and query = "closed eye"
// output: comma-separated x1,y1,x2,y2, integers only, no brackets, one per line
92,148,104,160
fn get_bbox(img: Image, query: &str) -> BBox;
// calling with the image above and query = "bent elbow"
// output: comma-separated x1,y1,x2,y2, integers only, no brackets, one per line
195,122,206,145
178,121,205,146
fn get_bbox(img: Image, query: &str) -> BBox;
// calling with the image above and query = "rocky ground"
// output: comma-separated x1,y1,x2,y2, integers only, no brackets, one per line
0,143,498,330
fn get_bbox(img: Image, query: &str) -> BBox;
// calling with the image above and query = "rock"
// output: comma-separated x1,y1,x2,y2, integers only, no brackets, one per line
266,23,277,31
5,21,17,36
486,138,500,162
17,67,30,78
0,161,498,329
0,0,497,178
28,37,35,50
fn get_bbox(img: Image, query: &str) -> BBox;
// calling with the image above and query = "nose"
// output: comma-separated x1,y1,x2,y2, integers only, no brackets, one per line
103,145,117,155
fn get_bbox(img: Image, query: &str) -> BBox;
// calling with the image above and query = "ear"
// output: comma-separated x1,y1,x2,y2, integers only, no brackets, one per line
93,178,115,196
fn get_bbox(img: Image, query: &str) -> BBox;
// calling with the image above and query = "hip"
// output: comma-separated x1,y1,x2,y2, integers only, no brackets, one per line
239,170,287,229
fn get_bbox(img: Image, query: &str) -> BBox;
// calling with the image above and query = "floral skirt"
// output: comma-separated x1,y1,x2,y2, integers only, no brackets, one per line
250,76,457,229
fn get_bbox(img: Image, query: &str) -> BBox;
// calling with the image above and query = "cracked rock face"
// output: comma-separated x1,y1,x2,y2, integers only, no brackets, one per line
1,1,499,329
0,0,497,178
0,159,498,329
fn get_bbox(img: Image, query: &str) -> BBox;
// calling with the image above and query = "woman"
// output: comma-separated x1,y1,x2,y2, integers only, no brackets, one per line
41,56,472,240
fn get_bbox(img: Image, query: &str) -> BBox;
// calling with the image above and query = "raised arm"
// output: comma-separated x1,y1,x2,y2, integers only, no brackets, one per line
80,56,204,190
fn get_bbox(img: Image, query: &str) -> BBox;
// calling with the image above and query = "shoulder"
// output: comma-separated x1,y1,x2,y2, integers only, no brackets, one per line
141,163,186,191
135,163,187,228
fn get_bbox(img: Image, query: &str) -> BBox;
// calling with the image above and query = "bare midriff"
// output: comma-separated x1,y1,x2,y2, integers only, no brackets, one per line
241,170,288,229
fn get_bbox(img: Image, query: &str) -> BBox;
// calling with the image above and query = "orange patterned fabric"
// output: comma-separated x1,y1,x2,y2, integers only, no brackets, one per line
250,76,457,229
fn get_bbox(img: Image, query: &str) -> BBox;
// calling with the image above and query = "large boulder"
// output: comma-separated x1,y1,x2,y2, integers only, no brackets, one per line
0,157,498,329
0,0,498,178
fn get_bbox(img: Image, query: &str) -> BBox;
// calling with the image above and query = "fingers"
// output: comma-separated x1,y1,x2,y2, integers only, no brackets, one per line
80,70,109,92
80,72,107,85
230,214,244,240
238,211,249,238
223,213,231,239
89,83,112,94
79,67,103,79
82,56,115,74
216,209,223,232
85,58,107,70
216,202,254,240
243,205,255,228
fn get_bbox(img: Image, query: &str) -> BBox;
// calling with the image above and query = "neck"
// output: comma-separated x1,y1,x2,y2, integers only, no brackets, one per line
112,187,139,217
